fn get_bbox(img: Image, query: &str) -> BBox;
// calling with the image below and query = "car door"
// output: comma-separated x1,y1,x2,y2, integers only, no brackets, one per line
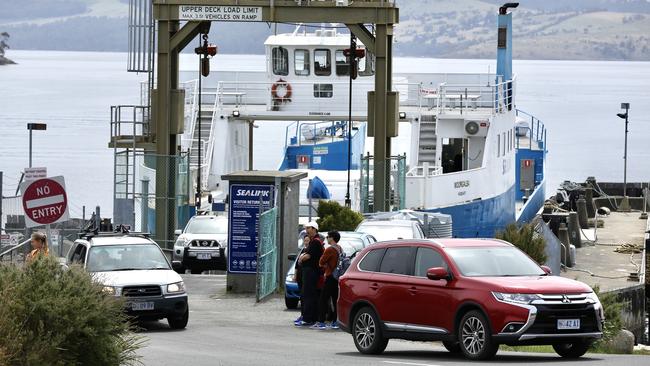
402,246,455,332
371,246,416,326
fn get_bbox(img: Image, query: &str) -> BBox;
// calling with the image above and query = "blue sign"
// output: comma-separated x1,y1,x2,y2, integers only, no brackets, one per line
228,184,275,273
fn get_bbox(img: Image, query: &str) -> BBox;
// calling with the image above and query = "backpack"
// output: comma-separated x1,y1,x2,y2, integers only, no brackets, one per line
332,245,351,280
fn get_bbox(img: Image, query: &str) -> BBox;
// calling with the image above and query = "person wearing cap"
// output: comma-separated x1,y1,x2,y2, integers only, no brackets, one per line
295,221,323,326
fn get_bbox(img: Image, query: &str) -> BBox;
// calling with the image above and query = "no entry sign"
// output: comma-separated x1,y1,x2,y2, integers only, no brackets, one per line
20,176,69,227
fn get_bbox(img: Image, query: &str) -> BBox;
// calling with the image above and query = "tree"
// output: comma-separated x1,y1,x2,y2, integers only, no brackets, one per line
0,32,9,57
316,200,364,232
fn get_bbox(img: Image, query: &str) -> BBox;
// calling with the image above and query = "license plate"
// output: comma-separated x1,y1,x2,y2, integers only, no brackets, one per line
557,319,580,330
131,302,154,311
197,253,212,260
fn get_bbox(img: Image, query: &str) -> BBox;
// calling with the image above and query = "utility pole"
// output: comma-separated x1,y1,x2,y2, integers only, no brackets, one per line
617,103,630,211
0,171,3,232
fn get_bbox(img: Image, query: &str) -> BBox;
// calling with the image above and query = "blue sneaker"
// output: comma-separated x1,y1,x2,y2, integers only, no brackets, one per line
311,322,327,330
294,320,314,327
293,316,303,326
330,321,339,330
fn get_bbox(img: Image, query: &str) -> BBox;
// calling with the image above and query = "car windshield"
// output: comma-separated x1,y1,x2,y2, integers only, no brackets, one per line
358,224,413,241
339,238,364,251
446,247,545,277
185,218,227,234
338,242,358,257
87,244,170,272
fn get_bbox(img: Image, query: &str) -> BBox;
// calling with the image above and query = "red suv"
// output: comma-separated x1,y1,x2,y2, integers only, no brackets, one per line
337,239,604,360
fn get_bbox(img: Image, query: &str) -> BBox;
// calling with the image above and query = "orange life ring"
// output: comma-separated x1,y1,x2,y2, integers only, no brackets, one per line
271,79,292,102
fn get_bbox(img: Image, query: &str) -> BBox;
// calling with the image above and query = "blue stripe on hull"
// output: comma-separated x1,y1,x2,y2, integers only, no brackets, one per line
422,185,516,238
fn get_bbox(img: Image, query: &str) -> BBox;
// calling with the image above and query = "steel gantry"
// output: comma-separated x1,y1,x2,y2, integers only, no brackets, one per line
151,0,399,245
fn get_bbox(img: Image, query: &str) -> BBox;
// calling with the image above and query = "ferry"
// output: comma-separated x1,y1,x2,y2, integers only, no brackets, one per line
170,5,546,237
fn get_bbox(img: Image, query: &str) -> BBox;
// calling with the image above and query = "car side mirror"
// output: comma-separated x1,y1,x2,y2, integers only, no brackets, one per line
174,229,182,236
426,267,450,281
288,253,297,261
540,265,552,275
171,261,183,271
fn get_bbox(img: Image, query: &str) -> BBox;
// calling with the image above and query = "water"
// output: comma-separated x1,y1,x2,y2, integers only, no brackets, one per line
1,50,649,218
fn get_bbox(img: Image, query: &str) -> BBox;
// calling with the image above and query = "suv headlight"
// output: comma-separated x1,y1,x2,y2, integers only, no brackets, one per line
585,291,605,321
493,292,541,305
286,273,295,283
167,281,186,294
102,286,116,296
175,236,191,247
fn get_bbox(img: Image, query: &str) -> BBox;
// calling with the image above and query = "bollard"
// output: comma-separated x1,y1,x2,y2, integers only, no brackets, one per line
568,212,582,248
585,187,595,218
577,196,588,229
558,223,572,267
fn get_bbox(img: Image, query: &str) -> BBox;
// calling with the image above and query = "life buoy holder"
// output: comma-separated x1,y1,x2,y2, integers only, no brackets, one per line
271,79,292,103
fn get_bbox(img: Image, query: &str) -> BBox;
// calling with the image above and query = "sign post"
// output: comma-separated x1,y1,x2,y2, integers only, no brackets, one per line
20,176,69,255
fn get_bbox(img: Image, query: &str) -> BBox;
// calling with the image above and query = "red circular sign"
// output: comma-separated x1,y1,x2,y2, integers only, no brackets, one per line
22,178,68,225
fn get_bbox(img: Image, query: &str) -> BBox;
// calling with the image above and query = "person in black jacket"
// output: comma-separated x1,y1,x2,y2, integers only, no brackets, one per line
295,221,323,326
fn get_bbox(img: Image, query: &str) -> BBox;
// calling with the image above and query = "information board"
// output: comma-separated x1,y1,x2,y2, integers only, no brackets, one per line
227,184,275,274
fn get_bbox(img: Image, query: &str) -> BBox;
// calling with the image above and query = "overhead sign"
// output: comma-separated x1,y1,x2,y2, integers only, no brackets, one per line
179,5,263,21
227,184,275,274
24,167,47,182
20,176,69,227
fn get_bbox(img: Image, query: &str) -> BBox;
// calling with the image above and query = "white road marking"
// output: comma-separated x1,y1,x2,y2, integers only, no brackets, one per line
383,361,441,366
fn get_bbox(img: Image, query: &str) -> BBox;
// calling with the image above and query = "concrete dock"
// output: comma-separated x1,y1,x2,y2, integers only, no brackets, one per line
561,211,647,292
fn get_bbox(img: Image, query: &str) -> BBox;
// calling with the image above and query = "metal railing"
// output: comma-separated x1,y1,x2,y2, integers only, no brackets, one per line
406,163,443,177
515,109,546,151
0,238,31,263
436,76,516,115
284,120,350,148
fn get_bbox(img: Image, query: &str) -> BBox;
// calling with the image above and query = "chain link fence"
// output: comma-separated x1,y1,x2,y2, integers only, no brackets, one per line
256,207,278,302
113,151,192,251
360,154,407,213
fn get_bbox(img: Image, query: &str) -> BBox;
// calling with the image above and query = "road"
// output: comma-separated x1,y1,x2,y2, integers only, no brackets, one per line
137,275,647,366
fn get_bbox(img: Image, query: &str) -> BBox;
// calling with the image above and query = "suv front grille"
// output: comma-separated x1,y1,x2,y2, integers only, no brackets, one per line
190,240,219,247
123,285,162,297
528,303,599,334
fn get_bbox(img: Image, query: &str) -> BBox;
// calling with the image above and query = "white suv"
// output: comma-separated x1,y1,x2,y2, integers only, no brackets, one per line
67,232,189,329
173,215,228,274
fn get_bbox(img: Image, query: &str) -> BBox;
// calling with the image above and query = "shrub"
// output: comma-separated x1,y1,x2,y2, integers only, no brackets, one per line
316,200,364,232
590,286,624,352
495,222,547,264
0,257,143,366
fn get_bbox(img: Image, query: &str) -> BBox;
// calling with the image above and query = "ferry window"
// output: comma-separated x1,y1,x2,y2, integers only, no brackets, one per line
294,49,310,76
508,130,511,151
502,132,506,154
314,49,331,76
335,50,349,76
497,134,501,157
313,84,333,98
272,47,288,76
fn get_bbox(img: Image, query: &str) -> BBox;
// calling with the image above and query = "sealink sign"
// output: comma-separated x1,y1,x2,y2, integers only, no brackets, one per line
228,184,275,274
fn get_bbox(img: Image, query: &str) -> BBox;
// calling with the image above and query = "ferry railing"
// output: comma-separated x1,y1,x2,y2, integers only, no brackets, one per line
406,163,443,177
201,84,221,190
215,80,422,114
515,109,546,151
435,77,516,115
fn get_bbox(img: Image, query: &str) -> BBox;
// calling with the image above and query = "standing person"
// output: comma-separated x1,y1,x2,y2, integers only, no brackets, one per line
26,232,49,262
314,230,341,330
292,235,311,326
295,221,323,327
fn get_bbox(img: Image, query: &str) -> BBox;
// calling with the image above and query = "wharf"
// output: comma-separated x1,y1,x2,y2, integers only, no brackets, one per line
560,211,647,292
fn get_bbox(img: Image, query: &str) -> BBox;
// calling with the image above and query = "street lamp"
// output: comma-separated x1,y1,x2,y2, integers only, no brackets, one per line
616,103,630,211
27,122,47,168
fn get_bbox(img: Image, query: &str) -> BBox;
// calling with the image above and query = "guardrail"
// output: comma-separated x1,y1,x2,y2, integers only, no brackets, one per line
515,109,546,150
0,238,31,263
436,76,516,115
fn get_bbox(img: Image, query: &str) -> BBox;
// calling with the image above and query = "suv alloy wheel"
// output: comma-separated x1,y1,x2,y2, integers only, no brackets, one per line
458,310,499,360
352,307,388,354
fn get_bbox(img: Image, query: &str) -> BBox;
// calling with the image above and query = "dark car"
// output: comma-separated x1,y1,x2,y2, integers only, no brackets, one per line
337,239,603,360
284,236,368,310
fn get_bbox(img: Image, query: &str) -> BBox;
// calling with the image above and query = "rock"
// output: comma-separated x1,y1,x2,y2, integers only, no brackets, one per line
0,56,16,65
604,329,635,354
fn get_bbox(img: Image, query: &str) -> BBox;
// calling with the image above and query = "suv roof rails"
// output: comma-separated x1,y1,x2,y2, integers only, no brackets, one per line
77,226,151,240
